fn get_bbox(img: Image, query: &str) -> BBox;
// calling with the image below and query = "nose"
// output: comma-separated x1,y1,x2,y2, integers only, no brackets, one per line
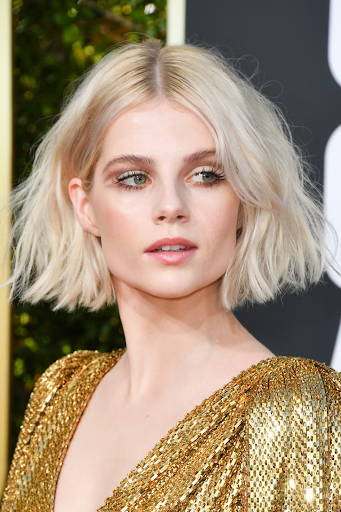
153,182,190,224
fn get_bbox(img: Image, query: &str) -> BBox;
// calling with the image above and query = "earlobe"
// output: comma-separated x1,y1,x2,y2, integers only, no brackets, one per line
68,178,101,237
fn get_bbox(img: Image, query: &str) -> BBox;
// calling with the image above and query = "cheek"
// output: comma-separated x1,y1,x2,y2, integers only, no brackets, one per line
92,197,147,271
93,193,137,237
197,194,240,248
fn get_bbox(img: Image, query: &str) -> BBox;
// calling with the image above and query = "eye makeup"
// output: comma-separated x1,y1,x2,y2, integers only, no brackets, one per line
110,167,226,191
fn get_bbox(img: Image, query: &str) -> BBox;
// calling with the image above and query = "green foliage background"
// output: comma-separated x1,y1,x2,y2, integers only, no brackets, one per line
11,0,167,458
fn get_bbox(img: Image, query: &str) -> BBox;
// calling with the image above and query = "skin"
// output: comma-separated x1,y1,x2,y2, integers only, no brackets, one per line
54,100,273,512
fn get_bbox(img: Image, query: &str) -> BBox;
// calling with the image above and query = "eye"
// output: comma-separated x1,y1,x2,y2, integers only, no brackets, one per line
112,171,149,189
190,168,226,186
194,171,215,183
123,174,147,186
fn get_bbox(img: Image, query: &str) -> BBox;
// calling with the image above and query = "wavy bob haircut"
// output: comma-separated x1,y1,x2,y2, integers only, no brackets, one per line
7,39,328,311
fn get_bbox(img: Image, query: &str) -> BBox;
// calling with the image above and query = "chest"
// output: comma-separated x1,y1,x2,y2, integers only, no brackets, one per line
2,354,281,512
53,392,197,512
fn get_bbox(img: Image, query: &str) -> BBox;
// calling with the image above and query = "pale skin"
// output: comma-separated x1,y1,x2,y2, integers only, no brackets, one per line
54,100,274,512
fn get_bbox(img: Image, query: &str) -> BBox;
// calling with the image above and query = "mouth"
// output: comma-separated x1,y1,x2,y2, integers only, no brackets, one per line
145,238,197,253
145,238,197,265
151,244,194,252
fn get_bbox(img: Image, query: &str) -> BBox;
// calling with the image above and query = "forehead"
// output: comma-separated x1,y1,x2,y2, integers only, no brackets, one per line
99,100,216,159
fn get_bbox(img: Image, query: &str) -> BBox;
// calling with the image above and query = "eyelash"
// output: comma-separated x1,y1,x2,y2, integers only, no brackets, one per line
112,170,149,191
111,168,226,190
193,169,226,187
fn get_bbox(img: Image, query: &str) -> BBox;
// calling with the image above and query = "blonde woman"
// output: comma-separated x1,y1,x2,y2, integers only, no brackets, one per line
1,39,341,512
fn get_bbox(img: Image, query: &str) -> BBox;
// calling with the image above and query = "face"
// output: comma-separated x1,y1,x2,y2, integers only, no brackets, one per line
69,100,241,301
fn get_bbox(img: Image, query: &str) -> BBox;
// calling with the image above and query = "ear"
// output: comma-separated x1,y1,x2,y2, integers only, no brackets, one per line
68,178,101,237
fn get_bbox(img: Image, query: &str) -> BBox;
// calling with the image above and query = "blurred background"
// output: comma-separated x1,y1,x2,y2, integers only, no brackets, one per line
3,0,169,484
1,0,340,493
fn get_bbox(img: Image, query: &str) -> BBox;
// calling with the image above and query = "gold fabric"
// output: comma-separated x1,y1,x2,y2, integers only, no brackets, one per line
1,350,341,511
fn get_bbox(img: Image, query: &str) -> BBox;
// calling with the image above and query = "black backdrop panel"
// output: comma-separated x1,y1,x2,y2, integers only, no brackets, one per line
186,0,341,364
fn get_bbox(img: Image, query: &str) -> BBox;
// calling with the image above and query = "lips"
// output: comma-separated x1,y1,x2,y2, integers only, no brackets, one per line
145,238,197,253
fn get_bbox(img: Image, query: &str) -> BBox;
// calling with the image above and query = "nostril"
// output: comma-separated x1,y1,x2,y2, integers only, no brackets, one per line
155,210,189,223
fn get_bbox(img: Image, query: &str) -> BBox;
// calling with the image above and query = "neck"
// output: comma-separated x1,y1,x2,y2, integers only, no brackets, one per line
113,278,246,398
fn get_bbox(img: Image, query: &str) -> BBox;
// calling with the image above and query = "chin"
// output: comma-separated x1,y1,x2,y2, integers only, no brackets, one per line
150,289,197,300
140,280,214,301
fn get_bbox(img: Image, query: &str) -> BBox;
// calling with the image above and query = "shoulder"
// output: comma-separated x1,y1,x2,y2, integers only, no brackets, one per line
251,355,340,393
244,357,341,503
246,356,341,410
245,356,341,453
35,349,113,390
18,349,124,446
31,347,124,396
30,349,116,400
1,350,124,509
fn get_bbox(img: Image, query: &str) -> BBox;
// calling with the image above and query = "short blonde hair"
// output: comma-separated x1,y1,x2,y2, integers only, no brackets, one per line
7,39,328,310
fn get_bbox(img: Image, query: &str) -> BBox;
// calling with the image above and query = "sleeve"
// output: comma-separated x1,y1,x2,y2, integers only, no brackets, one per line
0,350,98,510
246,357,341,511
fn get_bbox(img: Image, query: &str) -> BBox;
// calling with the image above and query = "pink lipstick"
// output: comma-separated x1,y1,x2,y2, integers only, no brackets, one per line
145,237,197,265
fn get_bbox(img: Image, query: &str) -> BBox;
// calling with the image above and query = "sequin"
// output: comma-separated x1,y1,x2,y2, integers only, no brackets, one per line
1,352,341,511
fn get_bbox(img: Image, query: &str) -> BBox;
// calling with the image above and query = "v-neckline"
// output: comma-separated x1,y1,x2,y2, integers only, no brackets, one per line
53,350,279,511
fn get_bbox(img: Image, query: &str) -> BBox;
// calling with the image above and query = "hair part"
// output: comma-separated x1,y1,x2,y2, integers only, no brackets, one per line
6,39,330,311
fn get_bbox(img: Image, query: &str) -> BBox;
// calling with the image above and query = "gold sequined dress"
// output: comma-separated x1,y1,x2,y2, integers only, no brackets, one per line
1,350,341,511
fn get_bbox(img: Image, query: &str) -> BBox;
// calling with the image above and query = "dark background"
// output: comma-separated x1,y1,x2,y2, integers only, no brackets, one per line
186,0,341,362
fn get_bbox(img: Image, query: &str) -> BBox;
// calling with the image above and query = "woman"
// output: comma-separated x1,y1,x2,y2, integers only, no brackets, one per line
1,39,340,511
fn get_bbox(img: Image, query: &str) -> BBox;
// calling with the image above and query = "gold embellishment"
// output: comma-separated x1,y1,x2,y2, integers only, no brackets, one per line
1,353,341,511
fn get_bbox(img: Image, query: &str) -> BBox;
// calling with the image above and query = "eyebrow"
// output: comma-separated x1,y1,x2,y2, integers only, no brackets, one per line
102,149,217,174
183,149,217,163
